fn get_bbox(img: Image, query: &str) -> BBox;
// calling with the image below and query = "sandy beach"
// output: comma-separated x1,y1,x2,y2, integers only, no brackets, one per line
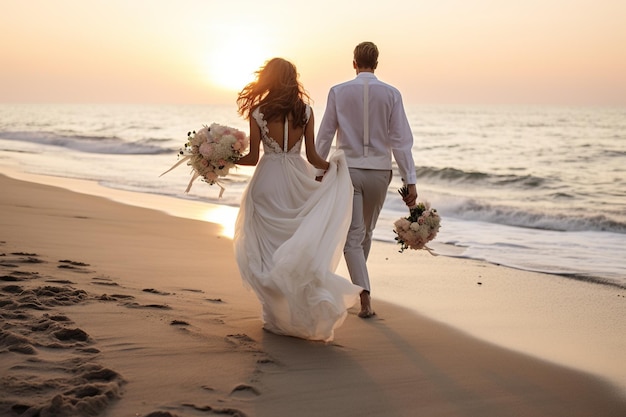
1,172,625,417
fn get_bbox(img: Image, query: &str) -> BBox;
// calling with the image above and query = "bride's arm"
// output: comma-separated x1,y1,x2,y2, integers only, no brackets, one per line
236,118,261,166
304,111,330,171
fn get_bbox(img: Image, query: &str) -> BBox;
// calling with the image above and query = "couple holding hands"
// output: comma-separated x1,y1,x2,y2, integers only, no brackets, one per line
233,41,417,342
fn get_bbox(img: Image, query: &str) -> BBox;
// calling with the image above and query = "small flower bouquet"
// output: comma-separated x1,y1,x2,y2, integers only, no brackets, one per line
393,185,441,254
161,123,249,197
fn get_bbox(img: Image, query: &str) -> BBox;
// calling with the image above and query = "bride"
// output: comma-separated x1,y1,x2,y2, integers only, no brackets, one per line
234,58,361,342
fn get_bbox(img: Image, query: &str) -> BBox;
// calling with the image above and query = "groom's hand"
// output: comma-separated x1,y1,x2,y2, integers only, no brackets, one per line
403,184,418,207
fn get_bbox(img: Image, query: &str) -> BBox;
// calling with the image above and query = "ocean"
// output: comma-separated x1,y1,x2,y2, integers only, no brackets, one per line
1,103,625,288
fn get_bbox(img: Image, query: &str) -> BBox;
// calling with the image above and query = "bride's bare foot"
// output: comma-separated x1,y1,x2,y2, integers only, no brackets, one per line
358,291,375,319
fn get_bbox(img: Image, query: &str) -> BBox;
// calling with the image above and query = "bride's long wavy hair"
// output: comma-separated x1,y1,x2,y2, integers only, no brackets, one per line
237,58,310,129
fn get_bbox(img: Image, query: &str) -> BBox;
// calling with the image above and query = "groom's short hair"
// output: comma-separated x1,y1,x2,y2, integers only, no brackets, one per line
354,42,379,70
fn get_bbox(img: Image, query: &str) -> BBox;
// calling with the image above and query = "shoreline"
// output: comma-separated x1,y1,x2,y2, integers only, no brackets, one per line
1,170,626,416
2,168,625,394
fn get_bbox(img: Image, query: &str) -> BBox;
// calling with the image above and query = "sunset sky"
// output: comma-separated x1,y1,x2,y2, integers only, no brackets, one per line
2,0,625,106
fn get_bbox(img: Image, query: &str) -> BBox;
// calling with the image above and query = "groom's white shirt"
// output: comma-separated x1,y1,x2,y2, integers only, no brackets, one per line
316,72,417,184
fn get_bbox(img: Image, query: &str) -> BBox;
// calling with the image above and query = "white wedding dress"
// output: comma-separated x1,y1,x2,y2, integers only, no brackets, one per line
234,106,361,342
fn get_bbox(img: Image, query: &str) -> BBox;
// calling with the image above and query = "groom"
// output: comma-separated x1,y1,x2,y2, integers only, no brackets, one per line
316,41,417,318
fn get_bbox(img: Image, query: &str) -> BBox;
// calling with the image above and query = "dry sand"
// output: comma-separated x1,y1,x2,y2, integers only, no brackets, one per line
1,172,625,417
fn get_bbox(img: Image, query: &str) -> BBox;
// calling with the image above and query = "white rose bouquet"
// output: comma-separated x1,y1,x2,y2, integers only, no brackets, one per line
161,123,249,197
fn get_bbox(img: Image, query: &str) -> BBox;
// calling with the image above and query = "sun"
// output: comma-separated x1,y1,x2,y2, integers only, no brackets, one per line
205,33,272,92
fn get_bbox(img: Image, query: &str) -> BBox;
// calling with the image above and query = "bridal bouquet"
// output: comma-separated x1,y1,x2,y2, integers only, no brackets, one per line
393,185,441,254
161,123,249,197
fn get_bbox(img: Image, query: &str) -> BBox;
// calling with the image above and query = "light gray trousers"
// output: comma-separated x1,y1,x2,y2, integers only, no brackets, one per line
344,168,392,293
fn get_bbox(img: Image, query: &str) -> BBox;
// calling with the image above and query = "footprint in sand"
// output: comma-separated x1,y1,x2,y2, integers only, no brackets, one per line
181,403,249,417
7,252,44,264
45,279,75,284
143,288,171,295
58,259,92,273
143,412,179,417
226,333,255,344
230,383,261,397
1,254,46,282
225,334,266,356
98,293,135,302
0,293,124,415
1,270,40,282
0,246,125,417
91,276,120,286
2,361,125,417
58,259,89,267
122,301,171,310
181,288,205,294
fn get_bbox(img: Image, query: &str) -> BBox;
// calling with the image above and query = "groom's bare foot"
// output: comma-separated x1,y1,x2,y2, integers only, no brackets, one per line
358,291,375,319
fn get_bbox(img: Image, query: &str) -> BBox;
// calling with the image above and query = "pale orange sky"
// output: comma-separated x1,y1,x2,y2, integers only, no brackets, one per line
1,0,625,105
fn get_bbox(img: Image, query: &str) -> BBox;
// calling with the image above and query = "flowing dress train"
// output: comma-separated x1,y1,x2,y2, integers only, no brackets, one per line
233,106,361,342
